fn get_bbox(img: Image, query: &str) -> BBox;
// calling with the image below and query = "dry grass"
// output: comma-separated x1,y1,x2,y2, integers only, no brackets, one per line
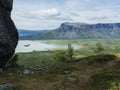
0,54,120,90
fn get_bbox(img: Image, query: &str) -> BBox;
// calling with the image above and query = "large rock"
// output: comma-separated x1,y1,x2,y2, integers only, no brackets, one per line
0,0,18,69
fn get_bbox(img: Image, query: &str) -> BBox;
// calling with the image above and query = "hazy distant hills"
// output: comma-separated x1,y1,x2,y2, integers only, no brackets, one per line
20,22,120,40
18,29,48,36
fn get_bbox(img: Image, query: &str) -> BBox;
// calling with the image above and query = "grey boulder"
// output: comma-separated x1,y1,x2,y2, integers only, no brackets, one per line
0,0,18,69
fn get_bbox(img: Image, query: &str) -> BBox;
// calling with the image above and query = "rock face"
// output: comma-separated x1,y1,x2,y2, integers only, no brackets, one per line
52,22,120,39
0,0,18,69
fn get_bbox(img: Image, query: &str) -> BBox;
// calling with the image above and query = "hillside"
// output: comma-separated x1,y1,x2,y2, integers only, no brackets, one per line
20,22,120,40
1,39,120,90
1,51,120,90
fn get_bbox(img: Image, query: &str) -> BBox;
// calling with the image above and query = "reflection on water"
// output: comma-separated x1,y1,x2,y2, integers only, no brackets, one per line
15,40,80,53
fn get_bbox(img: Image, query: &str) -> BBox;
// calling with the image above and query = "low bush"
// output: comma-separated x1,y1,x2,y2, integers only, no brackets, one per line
94,43,105,55
54,44,75,63
88,70,120,90
54,50,67,63
79,54,116,65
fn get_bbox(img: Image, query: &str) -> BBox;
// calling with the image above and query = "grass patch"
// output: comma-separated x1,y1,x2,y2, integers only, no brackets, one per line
88,70,120,90
78,54,116,65
17,51,55,67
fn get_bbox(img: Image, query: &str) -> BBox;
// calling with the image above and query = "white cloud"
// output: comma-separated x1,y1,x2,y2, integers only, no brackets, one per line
12,0,120,30
32,8,61,17
14,8,73,21
12,8,73,30
17,8,60,19
71,9,120,24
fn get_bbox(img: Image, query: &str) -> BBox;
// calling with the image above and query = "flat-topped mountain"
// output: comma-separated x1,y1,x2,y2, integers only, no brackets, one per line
20,22,120,40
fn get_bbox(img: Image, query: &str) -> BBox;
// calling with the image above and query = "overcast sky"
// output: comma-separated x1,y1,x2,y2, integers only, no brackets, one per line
12,0,120,30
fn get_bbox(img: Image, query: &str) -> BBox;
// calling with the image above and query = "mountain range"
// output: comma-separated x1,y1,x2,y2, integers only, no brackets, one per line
20,22,120,40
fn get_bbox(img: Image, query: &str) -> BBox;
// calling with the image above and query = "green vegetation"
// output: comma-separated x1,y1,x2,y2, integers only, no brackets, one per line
66,44,74,61
54,50,67,63
78,54,116,65
17,51,55,67
54,44,74,63
94,42,105,54
88,70,120,90
1,39,120,90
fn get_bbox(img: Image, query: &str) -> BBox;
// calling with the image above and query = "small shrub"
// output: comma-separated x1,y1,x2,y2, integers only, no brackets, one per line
94,43,105,55
66,44,74,61
54,44,75,63
54,50,67,63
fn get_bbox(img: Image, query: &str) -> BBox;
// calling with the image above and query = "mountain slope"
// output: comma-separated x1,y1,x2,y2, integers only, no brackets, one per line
20,22,120,40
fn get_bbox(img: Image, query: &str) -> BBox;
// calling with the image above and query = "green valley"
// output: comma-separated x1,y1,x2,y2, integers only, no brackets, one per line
1,39,120,90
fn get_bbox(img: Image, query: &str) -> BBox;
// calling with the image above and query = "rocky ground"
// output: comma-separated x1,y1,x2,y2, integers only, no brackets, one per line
0,54,119,90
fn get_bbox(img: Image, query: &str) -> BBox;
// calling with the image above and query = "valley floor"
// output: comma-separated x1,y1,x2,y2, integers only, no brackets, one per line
1,39,120,90
0,53,120,90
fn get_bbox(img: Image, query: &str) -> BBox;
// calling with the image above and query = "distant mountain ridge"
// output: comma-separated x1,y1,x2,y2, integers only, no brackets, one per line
18,29,48,36
20,22,120,40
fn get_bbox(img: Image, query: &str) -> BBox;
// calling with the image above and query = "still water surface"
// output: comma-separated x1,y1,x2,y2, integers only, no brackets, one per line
16,40,80,53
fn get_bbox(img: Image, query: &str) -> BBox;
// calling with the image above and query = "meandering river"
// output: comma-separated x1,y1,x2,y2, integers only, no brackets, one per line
15,40,80,53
